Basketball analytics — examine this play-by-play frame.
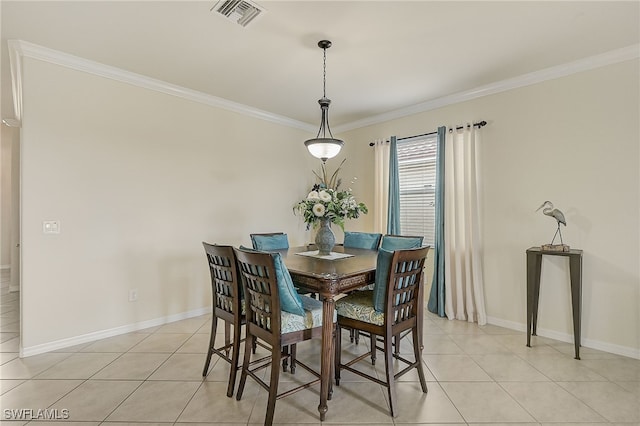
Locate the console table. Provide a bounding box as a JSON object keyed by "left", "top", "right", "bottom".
{"left": 526, "top": 246, "right": 583, "bottom": 359}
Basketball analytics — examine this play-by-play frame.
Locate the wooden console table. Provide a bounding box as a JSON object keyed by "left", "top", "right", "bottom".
{"left": 526, "top": 246, "right": 583, "bottom": 359}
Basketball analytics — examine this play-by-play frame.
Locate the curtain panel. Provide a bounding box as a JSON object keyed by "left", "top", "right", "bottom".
{"left": 443, "top": 125, "right": 487, "bottom": 325}
{"left": 428, "top": 126, "right": 447, "bottom": 317}
{"left": 387, "top": 136, "right": 401, "bottom": 234}
{"left": 373, "top": 139, "right": 390, "bottom": 234}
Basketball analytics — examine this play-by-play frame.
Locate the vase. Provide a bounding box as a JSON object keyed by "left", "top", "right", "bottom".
{"left": 315, "top": 218, "right": 335, "bottom": 255}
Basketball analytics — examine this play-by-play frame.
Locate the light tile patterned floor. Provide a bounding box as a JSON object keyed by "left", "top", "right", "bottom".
{"left": 1, "top": 269, "right": 639, "bottom": 425}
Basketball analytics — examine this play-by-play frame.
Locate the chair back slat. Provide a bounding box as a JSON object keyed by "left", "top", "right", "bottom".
{"left": 386, "top": 246, "right": 430, "bottom": 327}
{"left": 203, "top": 243, "right": 242, "bottom": 318}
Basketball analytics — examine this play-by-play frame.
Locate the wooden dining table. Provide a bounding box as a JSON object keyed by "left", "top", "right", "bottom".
{"left": 277, "top": 245, "right": 378, "bottom": 421}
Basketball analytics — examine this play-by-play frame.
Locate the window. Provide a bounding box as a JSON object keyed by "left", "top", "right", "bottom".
{"left": 397, "top": 134, "right": 437, "bottom": 247}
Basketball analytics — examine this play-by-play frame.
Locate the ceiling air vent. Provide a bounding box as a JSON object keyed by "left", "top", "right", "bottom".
{"left": 212, "top": 0, "right": 265, "bottom": 27}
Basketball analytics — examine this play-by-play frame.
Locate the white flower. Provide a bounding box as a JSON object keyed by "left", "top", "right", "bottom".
{"left": 312, "top": 203, "right": 326, "bottom": 217}
{"left": 307, "top": 191, "right": 320, "bottom": 200}
{"left": 318, "top": 190, "right": 332, "bottom": 202}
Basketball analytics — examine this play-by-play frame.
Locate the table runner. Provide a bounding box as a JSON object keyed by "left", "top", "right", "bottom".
{"left": 295, "top": 250, "right": 355, "bottom": 260}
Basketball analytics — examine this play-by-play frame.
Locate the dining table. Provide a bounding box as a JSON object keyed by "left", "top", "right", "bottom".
{"left": 277, "top": 245, "right": 378, "bottom": 421}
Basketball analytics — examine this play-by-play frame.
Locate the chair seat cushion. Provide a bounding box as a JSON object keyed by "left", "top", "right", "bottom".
{"left": 335, "top": 290, "right": 384, "bottom": 326}
{"left": 281, "top": 295, "right": 336, "bottom": 333}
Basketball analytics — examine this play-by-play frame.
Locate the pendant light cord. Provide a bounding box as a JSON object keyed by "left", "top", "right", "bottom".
{"left": 322, "top": 46, "right": 327, "bottom": 98}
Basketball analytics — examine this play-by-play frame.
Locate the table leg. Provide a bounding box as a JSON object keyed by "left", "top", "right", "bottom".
{"left": 318, "top": 296, "right": 335, "bottom": 421}
{"left": 531, "top": 255, "right": 542, "bottom": 336}
{"left": 526, "top": 252, "right": 542, "bottom": 347}
{"left": 569, "top": 253, "right": 582, "bottom": 360}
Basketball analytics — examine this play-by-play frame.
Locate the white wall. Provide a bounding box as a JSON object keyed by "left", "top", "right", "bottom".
{"left": 19, "top": 56, "right": 349, "bottom": 354}
{"left": 16, "top": 48, "right": 640, "bottom": 358}
{"left": 343, "top": 59, "right": 640, "bottom": 357}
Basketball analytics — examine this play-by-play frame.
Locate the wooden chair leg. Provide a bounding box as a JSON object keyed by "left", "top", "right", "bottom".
{"left": 202, "top": 316, "right": 218, "bottom": 376}
{"left": 265, "top": 344, "right": 282, "bottom": 426}
{"left": 224, "top": 321, "right": 231, "bottom": 356}
{"left": 235, "top": 333, "right": 254, "bottom": 401}
{"left": 282, "top": 345, "right": 289, "bottom": 372}
{"left": 394, "top": 333, "right": 400, "bottom": 355}
{"left": 334, "top": 324, "right": 342, "bottom": 386}
{"left": 290, "top": 344, "right": 297, "bottom": 374}
{"left": 383, "top": 336, "right": 398, "bottom": 417}
{"left": 226, "top": 322, "right": 242, "bottom": 397}
{"left": 370, "top": 333, "right": 376, "bottom": 365}
{"left": 413, "top": 326, "right": 428, "bottom": 393}
{"left": 329, "top": 326, "right": 335, "bottom": 399}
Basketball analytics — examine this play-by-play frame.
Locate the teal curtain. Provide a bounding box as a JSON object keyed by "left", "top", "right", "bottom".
{"left": 387, "top": 136, "right": 401, "bottom": 234}
{"left": 428, "top": 126, "right": 446, "bottom": 317}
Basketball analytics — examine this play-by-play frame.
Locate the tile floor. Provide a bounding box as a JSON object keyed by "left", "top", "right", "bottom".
{"left": 1, "top": 269, "right": 639, "bottom": 425}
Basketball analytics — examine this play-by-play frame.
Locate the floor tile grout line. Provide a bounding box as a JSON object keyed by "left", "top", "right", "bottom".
{"left": 97, "top": 324, "right": 203, "bottom": 424}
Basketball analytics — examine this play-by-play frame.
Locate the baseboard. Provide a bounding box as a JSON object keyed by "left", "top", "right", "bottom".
{"left": 485, "top": 316, "right": 527, "bottom": 333}
{"left": 20, "top": 306, "right": 213, "bottom": 358}
{"left": 486, "top": 316, "right": 640, "bottom": 360}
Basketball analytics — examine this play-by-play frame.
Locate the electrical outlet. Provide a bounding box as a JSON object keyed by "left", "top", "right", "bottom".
{"left": 43, "top": 220, "right": 60, "bottom": 234}
{"left": 128, "top": 289, "right": 138, "bottom": 302}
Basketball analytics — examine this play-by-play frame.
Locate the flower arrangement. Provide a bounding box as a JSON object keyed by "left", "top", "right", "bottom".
{"left": 294, "top": 160, "right": 368, "bottom": 230}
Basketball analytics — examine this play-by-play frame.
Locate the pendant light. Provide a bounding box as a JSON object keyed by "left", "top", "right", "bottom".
{"left": 304, "top": 40, "right": 344, "bottom": 163}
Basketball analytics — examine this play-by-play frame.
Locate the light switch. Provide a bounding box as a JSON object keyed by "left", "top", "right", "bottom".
{"left": 43, "top": 221, "right": 60, "bottom": 234}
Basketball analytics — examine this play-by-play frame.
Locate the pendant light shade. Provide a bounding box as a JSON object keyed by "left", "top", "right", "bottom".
{"left": 305, "top": 137, "right": 343, "bottom": 160}
{"left": 305, "top": 40, "right": 344, "bottom": 162}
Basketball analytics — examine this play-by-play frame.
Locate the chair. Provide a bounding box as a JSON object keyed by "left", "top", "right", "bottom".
{"left": 343, "top": 231, "right": 382, "bottom": 250}
{"left": 250, "top": 232, "right": 289, "bottom": 251}
{"left": 201, "top": 242, "right": 245, "bottom": 397}
{"left": 342, "top": 231, "right": 382, "bottom": 343}
{"left": 251, "top": 232, "right": 317, "bottom": 301}
{"left": 335, "top": 246, "right": 430, "bottom": 417}
{"left": 380, "top": 234, "right": 424, "bottom": 250}
{"left": 234, "top": 247, "right": 328, "bottom": 426}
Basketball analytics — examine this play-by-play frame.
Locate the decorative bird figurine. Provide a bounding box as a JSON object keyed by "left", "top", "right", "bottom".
{"left": 536, "top": 201, "right": 567, "bottom": 245}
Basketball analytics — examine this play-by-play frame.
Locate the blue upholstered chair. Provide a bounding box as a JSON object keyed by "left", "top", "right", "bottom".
{"left": 343, "top": 231, "right": 383, "bottom": 250}
{"left": 251, "top": 232, "right": 317, "bottom": 300}
{"left": 343, "top": 231, "right": 384, "bottom": 346}
{"left": 335, "top": 246, "right": 430, "bottom": 417}
{"left": 234, "top": 247, "right": 330, "bottom": 426}
{"left": 380, "top": 234, "right": 424, "bottom": 250}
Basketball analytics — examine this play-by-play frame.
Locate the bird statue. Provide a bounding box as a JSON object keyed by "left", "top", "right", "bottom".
{"left": 536, "top": 201, "right": 567, "bottom": 246}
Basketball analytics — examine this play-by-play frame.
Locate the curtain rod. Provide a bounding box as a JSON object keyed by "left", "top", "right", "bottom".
{"left": 368, "top": 120, "right": 487, "bottom": 146}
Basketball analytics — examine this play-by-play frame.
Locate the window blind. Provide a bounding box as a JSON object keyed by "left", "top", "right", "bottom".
{"left": 397, "top": 134, "right": 437, "bottom": 247}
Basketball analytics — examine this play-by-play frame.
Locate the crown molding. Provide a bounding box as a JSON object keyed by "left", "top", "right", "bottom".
{"left": 7, "top": 40, "right": 24, "bottom": 124}
{"left": 8, "top": 40, "right": 316, "bottom": 133}
{"left": 334, "top": 43, "right": 640, "bottom": 133}
{"left": 8, "top": 40, "right": 639, "bottom": 134}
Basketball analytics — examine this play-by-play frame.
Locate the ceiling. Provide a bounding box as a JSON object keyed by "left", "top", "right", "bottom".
{"left": 2, "top": 1, "right": 639, "bottom": 131}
